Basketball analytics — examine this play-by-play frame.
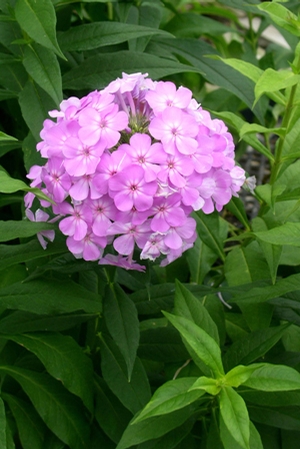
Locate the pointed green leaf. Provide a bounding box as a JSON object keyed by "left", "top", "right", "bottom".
{"left": 116, "top": 406, "right": 197, "bottom": 449}
{"left": 103, "top": 283, "right": 139, "bottom": 381}
{"left": 0, "top": 220, "right": 55, "bottom": 242}
{"left": 58, "top": 22, "right": 172, "bottom": 51}
{"left": 225, "top": 364, "right": 263, "bottom": 388}
{"left": 100, "top": 335, "right": 151, "bottom": 415}
{"left": 15, "top": 0, "right": 65, "bottom": 59}
{"left": 163, "top": 312, "right": 224, "bottom": 377}
{"left": 174, "top": 280, "right": 219, "bottom": 344}
{"left": 254, "top": 222, "right": 300, "bottom": 246}
{"left": 5, "top": 333, "right": 94, "bottom": 412}
{"left": 0, "top": 168, "right": 53, "bottom": 203}
{"left": 219, "top": 387, "right": 250, "bottom": 449}
{"left": 3, "top": 394, "right": 46, "bottom": 449}
{"left": 0, "top": 366, "right": 90, "bottom": 449}
{"left": 0, "top": 278, "right": 102, "bottom": 315}
{"left": 133, "top": 377, "right": 204, "bottom": 423}
{"left": 243, "top": 364, "right": 300, "bottom": 391}
{"left": 189, "top": 376, "right": 220, "bottom": 395}
{"left": 19, "top": 79, "right": 56, "bottom": 141}
{"left": 255, "top": 69, "right": 300, "bottom": 105}
{"left": 223, "top": 324, "right": 289, "bottom": 371}
{"left": 94, "top": 375, "right": 132, "bottom": 444}
{"left": 23, "top": 43, "right": 62, "bottom": 106}
{"left": 258, "top": 2, "right": 300, "bottom": 36}
{"left": 194, "top": 210, "right": 225, "bottom": 261}
{"left": 62, "top": 51, "right": 197, "bottom": 91}
{"left": 240, "top": 123, "right": 286, "bottom": 139}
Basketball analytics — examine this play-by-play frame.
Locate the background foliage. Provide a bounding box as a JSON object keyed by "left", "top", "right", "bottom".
{"left": 1, "top": 0, "right": 300, "bottom": 448}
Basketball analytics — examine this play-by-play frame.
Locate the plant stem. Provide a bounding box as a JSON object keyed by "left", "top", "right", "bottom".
{"left": 269, "top": 55, "right": 300, "bottom": 184}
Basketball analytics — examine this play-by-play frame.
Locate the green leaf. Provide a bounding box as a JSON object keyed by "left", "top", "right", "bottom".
{"left": 254, "top": 222, "right": 300, "bottom": 246}
{"left": 258, "top": 2, "right": 300, "bottom": 36}
{"left": 239, "top": 123, "right": 286, "bottom": 139}
{"left": 3, "top": 394, "right": 46, "bottom": 449}
{"left": 0, "top": 238, "right": 66, "bottom": 272}
{"left": 103, "top": 283, "right": 139, "bottom": 381}
{"left": 0, "top": 311, "right": 96, "bottom": 334}
{"left": 0, "top": 366, "right": 90, "bottom": 449}
{"left": 0, "top": 278, "right": 102, "bottom": 315}
{"left": 186, "top": 236, "right": 218, "bottom": 284}
{"left": 212, "top": 56, "right": 286, "bottom": 105}
{"left": 18, "top": 79, "right": 56, "bottom": 141}
{"left": 243, "top": 364, "right": 300, "bottom": 391}
{"left": 138, "top": 325, "right": 190, "bottom": 363}
{"left": 100, "top": 335, "right": 151, "bottom": 415}
{"left": 174, "top": 280, "right": 219, "bottom": 344}
{"left": 194, "top": 210, "right": 225, "bottom": 262}
{"left": 223, "top": 324, "right": 289, "bottom": 371}
{"left": 5, "top": 333, "right": 94, "bottom": 412}
{"left": 163, "top": 312, "right": 224, "bottom": 377}
{"left": 0, "top": 168, "right": 52, "bottom": 203}
{"left": 225, "top": 364, "right": 263, "bottom": 388}
{"left": 23, "top": 43, "right": 62, "bottom": 106}
{"left": 255, "top": 69, "right": 300, "bottom": 104}
{"left": 252, "top": 217, "right": 282, "bottom": 285}
{"left": 0, "top": 397, "right": 6, "bottom": 448}
{"left": 0, "top": 220, "right": 55, "bottom": 242}
{"left": 58, "top": 22, "right": 172, "bottom": 51}
{"left": 248, "top": 405, "right": 300, "bottom": 431}
{"left": 133, "top": 377, "right": 204, "bottom": 423}
{"left": 219, "top": 387, "right": 250, "bottom": 449}
{"left": 14, "top": 0, "right": 65, "bottom": 59}
{"left": 165, "top": 12, "right": 233, "bottom": 37}
{"left": 189, "top": 376, "right": 221, "bottom": 395}
{"left": 94, "top": 375, "right": 132, "bottom": 444}
{"left": 225, "top": 197, "right": 251, "bottom": 230}
{"left": 116, "top": 406, "right": 197, "bottom": 449}
{"left": 62, "top": 51, "right": 198, "bottom": 91}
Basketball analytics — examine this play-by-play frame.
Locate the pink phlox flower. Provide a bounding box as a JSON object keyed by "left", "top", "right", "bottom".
{"left": 78, "top": 104, "right": 128, "bottom": 148}
{"left": 27, "top": 165, "right": 43, "bottom": 187}
{"left": 66, "top": 230, "right": 106, "bottom": 261}
{"left": 178, "top": 172, "right": 204, "bottom": 210}
{"left": 69, "top": 172, "right": 101, "bottom": 201}
{"left": 49, "top": 96, "right": 82, "bottom": 121}
{"left": 197, "top": 129, "right": 228, "bottom": 169}
{"left": 42, "top": 157, "right": 71, "bottom": 203}
{"left": 82, "top": 90, "right": 115, "bottom": 113}
{"left": 89, "top": 195, "right": 118, "bottom": 237}
{"left": 25, "top": 208, "right": 55, "bottom": 249}
{"left": 149, "top": 107, "right": 198, "bottom": 155}
{"left": 189, "top": 145, "right": 213, "bottom": 175}
{"left": 150, "top": 194, "right": 186, "bottom": 233}
{"left": 146, "top": 81, "right": 192, "bottom": 114}
{"left": 140, "top": 233, "right": 168, "bottom": 261}
{"left": 116, "top": 206, "right": 150, "bottom": 226}
{"left": 198, "top": 169, "right": 232, "bottom": 214}
{"left": 109, "top": 164, "right": 157, "bottom": 212}
{"left": 93, "top": 150, "right": 131, "bottom": 195}
{"left": 230, "top": 166, "right": 246, "bottom": 196}
{"left": 160, "top": 238, "right": 195, "bottom": 267}
{"left": 158, "top": 151, "right": 194, "bottom": 188}
{"left": 59, "top": 202, "right": 92, "bottom": 241}
{"left": 62, "top": 136, "right": 103, "bottom": 177}
{"left": 163, "top": 216, "right": 197, "bottom": 250}
{"left": 107, "top": 220, "right": 151, "bottom": 256}
{"left": 120, "top": 133, "right": 165, "bottom": 182}
{"left": 41, "top": 120, "right": 80, "bottom": 158}
{"left": 98, "top": 254, "right": 146, "bottom": 272}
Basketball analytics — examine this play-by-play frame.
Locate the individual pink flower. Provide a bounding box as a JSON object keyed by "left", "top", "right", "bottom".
{"left": 66, "top": 231, "right": 106, "bottom": 261}
{"left": 146, "top": 81, "right": 192, "bottom": 114}
{"left": 59, "top": 202, "right": 92, "bottom": 241}
{"left": 109, "top": 165, "right": 157, "bottom": 212}
{"left": 149, "top": 107, "right": 198, "bottom": 155}
{"left": 107, "top": 220, "right": 151, "bottom": 256}
{"left": 78, "top": 104, "right": 128, "bottom": 148}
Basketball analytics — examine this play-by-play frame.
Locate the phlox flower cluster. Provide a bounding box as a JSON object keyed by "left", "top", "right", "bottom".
{"left": 25, "top": 72, "right": 245, "bottom": 271}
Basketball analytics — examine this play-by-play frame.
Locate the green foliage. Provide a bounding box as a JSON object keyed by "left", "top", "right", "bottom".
{"left": 1, "top": 0, "right": 300, "bottom": 447}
